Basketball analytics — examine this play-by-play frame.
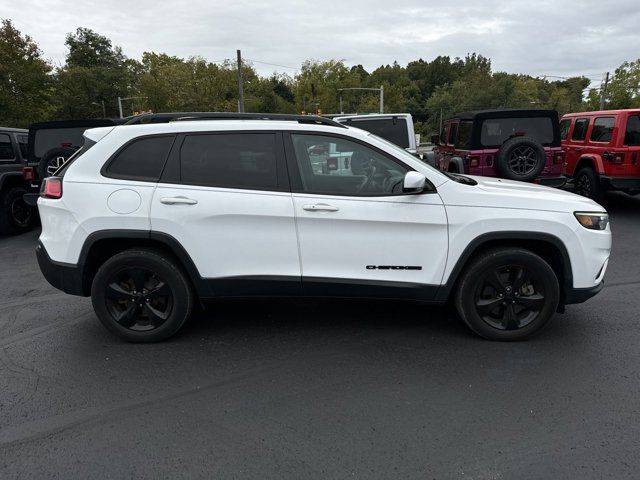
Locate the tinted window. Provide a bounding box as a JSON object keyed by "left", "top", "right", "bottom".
{"left": 448, "top": 123, "right": 458, "bottom": 145}
{"left": 17, "top": 134, "right": 28, "bottom": 158}
{"left": 456, "top": 121, "right": 473, "bottom": 148}
{"left": 560, "top": 119, "right": 571, "bottom": 140}
{"left": 180, "top": 133, "right": 277, "bottom": 190}
{"left": 291, "top": 134, "right": 408, "bottom": 195}
{"left": 107, "top": 135, "right": 174, "bottom": 181}
{"left": 34, "top": 127, "right": 88, "bottom": 158}
{"left": 341, "top": 118, "right": 410, "bottom": 148}
{"left": 571, "top": 118, "right": 589, "bottom": 141}
{"left": 480, "top": 117, "right": 554, "bottom": 147}
{"left": 590, "top": 117, "right": 615, "bottom": 143}
{"left": 0, "top": 133, "right": 15, "bottom": 160}
{"left": 624, "top": 115, "right": 640, "bottom": 146}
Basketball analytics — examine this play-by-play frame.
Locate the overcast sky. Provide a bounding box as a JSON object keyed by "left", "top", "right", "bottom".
{"left": 4, "top": 0, "right": 640, "bottom": 88}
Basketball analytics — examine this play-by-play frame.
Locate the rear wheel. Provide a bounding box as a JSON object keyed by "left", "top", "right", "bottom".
{"left": 0, "top": 186, "right": 35, "bottom": 235}
{"left": 454, "top": 248, "right": 559, "bottom": 341}
{"left": 574, "top": 167, "right": 604, "bottom": 203}
{"left": 91, "top": 249, "right": 193, "bottom": 342}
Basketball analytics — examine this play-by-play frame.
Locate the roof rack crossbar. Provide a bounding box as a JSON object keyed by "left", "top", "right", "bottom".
{"left": 172, "top": 113, "right": 347, "bottom": 128}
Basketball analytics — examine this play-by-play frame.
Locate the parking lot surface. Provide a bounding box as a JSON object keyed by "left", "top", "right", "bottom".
{"left": 0, "top": 193, "right": 639, "bottom": 479}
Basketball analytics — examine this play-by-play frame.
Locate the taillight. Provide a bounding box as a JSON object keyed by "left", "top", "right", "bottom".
{"left": 41, "top": 177, "right": 62, "bottom": 199}
{"left": 553, "top": 151, "right": 564, "bottom": 164}
{"left": 22, "top": 167, "right": 34, "bottom": 181}
{"left": 468, "top": 155, "right": 481, "bottom": 167}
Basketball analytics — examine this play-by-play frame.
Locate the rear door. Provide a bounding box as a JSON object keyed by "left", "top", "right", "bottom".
{"left": 285, "top": 132, "right": 448, "bottom": 299}
{"left": 565, "top": 117, "right": 590, "bottom": 175}
{"left": 150, "top": 131, "right": 300, "bottom": 296}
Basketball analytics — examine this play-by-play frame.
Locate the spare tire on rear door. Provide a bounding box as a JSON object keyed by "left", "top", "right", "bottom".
{"left": 495, "top": 136, "right": 546, "bottom": 182}
{"left": 38, "top": 147, "right": 76, "bottom": 180}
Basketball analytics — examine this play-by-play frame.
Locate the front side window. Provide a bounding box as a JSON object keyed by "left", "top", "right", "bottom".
{"left": 590, "top": 117, "right": 615, "bottom": 143}
{"left": 106, "top": 135, "right": 174, "bottom": 181}
{"left": 560, "top": 119, "right": 571, "bottom": 140}
{"left": 180, "top": 133, "right": 278, "bottom": 190}
{"left": 480, "top": 116, "right": 555, "bottom": 147}
{"left": 291, "top": 134, "right": 408, "bottom": 196}
{"left": 0, "top": 134, "right": 15, "bottom": 160}
{"left": 571, "top": 118, "right": 589, "bottom": 141}
{"left": 624, "top": 114, "right": 640, "bottom": 146}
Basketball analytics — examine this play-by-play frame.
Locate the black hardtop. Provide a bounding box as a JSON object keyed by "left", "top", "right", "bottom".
{"left": 451, "top": 109, "right": 559, "bottom": 122}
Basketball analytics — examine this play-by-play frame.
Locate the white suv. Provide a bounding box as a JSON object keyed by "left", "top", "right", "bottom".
{"left": 35, "top": 114, "right": 611, "bottom": 342}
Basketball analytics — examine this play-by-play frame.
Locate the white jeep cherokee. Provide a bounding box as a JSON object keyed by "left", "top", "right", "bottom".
{"left": 35, "top": 114, "right": 611, "bottom": 342}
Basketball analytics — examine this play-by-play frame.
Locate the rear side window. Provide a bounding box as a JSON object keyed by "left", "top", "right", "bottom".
{"left": 0, "top": 133, "right": 15, "bottom": 160}
{"left": 590, "top": 117, "right": 615, "bottom": 143}
{"left": 342, "top": 118, "right": 410, "bottom": 148}
{"left": 106, "top": 135, "right": 175, "bottom": 181}
{"left": 448, "top": 123, "right": 458, "bottom": 145}
{"left": 560, "top": 119, "right": 571, "bottom": 140}
{"left": 180, "top": 133, "right": 278, "bottom": 190}
{"left": 571, "top": 118, "right": 589, "bottom": 141}
{"left": 456, "top": 121, "right": 473, "bottom": 148}
{"left": 480, "top": 117, "right": 554, "bottom": 147}
{"left": 625, "top": 115, "right": 640, "bottom": 146}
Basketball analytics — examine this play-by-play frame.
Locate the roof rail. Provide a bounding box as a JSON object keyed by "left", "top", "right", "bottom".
{"left": 172, "top": 112, "right": 347, "bottom": 128}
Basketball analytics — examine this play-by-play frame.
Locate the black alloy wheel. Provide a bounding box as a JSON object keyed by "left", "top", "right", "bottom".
{"left": 475, "top": 265, "right": 545, "bottom": 330}
{"left": 10, "top": 194, "right": 32, "bottom": 229}
{"left": 105, "top": 267, "right": 173, "bottom": 331}
{"left": 507, "top": 146, "right": 538, "bottom": 176}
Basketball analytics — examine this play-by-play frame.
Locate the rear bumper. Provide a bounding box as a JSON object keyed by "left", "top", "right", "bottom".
{"left": 600, "top": 176, "right": 640, "bottom": 191}
{"left": 36, "top": 242, "right": 86, "bottom": 296}
{"left": 564, "top": 281, "right": 604, "bottom": 305}
{"left": 537, "top": 176, "right": 567, "bottom": 188}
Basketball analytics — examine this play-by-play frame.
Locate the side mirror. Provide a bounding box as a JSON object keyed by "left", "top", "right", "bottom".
{"left": 430, "top": 134, "right": 440, "bottom": 145}
{"left": 403, "top": 171, "right": 426, "bottom": 193}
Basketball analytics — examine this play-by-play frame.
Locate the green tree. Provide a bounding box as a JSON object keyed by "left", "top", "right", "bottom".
{"left": 53, "top": 28, "right": 139, "bottom": 119}
{"left": 584, "top": 60, "right": 640, "bottom": 110}
{"left": 0, "top": 19, "right": 53, "bottom": 127}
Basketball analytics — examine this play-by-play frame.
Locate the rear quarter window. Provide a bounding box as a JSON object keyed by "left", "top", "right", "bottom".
{"left": 560, "top": 119, "right": 571, "bottom": 140}
{"left": 624, "top": 115, "right": 640, "bottom": 146}
{"left": 0, "top": 133, "right": 15, "bottom": 160}
{"left": 105, "top": 135, "right": 175, "bottom": 181}
{"left": 571, "top": 118, "right": 590, "bottom": 142}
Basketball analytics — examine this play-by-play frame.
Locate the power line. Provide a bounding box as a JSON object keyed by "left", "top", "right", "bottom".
{"left": 244, "top": 58, "right": 299, "bottom": 71}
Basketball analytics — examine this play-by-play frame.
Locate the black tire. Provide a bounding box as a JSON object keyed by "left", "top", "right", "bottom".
{"left": 496, "top": 136, "right": 546, "bottom": 182}
{"left": 91, "top": 249, "right": 194, "bottom": 342}
{"left": 38, "top": 147, "right": 75, "bottom": 180}
{"left": 0, "top": 186, "right": 36, "bottom": 235}
{"left": 574, "top": 167, "right": 604, "bottom": 204}
{"left": 454, "top": 248, "right": 559, "bottom": 341}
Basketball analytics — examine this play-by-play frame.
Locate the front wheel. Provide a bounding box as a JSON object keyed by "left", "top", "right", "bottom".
{"left": 91, "top": 249, "right": 194, "bottom": 342}
{"left": 454, "top": 248, "right": 560, "bottom": 341}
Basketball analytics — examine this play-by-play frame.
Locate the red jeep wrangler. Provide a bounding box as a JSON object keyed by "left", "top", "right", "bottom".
{"left": 433, "top": 109, "right": 564, "bottom": 185}
{"left": 561, "top": 109, "right": 640, "bottom": 202}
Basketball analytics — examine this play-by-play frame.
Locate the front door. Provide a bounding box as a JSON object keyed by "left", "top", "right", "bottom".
{"left": 286, "top": 132, "right": 448, "bottom": 300}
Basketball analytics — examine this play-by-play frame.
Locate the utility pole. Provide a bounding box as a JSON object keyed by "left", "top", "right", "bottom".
{"left": 118, "top": 97, "right": 123, "bottom": 118}
{"left": 439, "top": 107, "right": 443, "bottom": 134}
{"left": 379, "top": 85, "right": 384, "bottom": 114}
{"left": 237, "top": 49, "right": 245, "bottom": 113}
{"left": 599, "top": 71, "right": 610, "bottom": 110}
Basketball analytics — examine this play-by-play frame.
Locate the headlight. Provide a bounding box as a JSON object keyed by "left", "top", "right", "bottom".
{"left": 574, "top": 212, "right": 609, "bottom": 230}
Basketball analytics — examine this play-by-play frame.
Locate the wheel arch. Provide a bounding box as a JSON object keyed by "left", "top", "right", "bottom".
{"left": 437, "top": 231, "right": 573, "bottom": 308}
{"left": 0, "top": 172, "right": 26, "bottom": 192}
{"left": 575, "top": 155, "right": 605, "bottom": 175}
{"left": 448, "top": 156, "right": 464, "bottom": 173}
{"left": 78, "top": 230, "right": 207, "bottom": 298}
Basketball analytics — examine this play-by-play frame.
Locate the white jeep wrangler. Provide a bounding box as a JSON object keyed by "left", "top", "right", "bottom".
{"left": 36, "top": 114, "right": 611, "bottom": 342}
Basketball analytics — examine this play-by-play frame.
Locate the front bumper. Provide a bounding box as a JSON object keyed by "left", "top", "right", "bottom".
{"left": 36, "top": 242, "right": 86, "bottom": 296}
{"left": 537, "top": 176, "right": 567, "bottom": 188}
{"left": 564, "top": 281, "right": 604, "bottom": 305}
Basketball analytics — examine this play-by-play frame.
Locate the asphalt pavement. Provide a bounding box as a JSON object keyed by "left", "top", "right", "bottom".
{"left": 0, "top": 192, "right": 639, "bottom": 479}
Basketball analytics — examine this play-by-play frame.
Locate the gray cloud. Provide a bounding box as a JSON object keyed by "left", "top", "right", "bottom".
{"left": 4, "top": 0, "right": 639, "bottom": 88}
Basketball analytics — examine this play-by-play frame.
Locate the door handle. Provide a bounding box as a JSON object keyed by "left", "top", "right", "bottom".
{"left": 160, "top": 196, "right": 198, "bottom": 205}
{"left": 302, "top": 203, "right": 339, "bottom": 212}
{"left": 574, "top": 147, "right": 582, "bottom": 152}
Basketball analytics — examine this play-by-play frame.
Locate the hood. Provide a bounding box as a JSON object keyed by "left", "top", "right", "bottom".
{"left": 439, "top": 175, "right": 606, "bottom": 214}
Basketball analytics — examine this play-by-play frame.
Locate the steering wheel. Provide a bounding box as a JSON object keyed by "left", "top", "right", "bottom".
{"left": 356, "top": 163, "right": 377, "bottom": 192}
